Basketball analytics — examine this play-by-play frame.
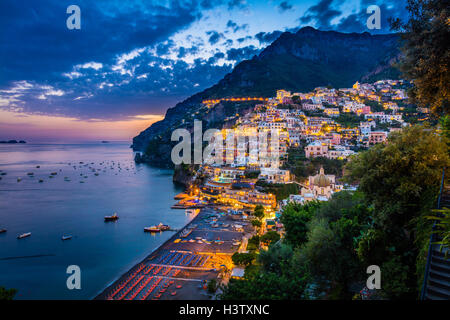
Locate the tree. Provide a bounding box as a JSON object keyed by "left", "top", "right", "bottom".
{"left": 253, "top": 205, "right": 265, "bottom": 220}
{"left": 207, "top": 279, "right": 217, "bottom": 294}
{"left": 247, "top": 234, "right": 260, "bottom": 251}
{"left": 0, "top": 287, "right": 17, "bottom": 300}
{"left": 258, "top": 243, "right": 293, "bottom": 274}
{"left": 345, "top": 124, "right": 449, "bottom": 298}
{"left": 391, "top": 0, "right": 449, "bottom": 116}
{"left": 280, "top": 202, "right": 320, "bottom": 247}
{"left": 232, "top": 252, "right": 256, "bottom": 267}
{"left": 222, "top": 245, "right": 309, "bottom": 300}
{"left": 297, "top": 217, "right": 364, "bottom": 299}
{"left": 251, "top": 219, "right": 262, "bottom": 229}
{"left": 345, "top": 125, "right": 448, "bottom": 229}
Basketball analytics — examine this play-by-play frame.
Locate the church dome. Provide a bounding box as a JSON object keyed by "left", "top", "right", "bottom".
{"left": 313, "top": 167, "right": 330, "bottom": 187}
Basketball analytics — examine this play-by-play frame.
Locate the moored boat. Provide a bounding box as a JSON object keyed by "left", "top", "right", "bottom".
{"left": 17, "top": 232, "right": 31, "bottom": 239}
{"left": 158, "top": 223, "right": 170, "bottom": 231}
{"left": 104, "top": 213, "right": 119, "bottom": 221}
{"left": 62, "top": 235, "right": 72, "bottom": 241}
{"left": 0, "top": 228, "right": 6, "bottom": 234}
{"left": 144, "top": 226, "right": 161, "bottom": 232}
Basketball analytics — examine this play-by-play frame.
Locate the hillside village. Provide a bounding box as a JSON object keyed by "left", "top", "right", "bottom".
{"left": 181, "top": 79, "right": 427, "bottom": 220}
{"left": 152, "top": 78, "right": 440, "bottom": 298}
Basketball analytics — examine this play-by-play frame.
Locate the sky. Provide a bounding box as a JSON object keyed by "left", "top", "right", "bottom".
{"left": 0, "top": 0, "right": 408, "bottom": 142}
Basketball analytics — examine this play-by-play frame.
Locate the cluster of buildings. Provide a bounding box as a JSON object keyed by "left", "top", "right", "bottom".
{"left": 195, "top": 80, "right": 414, "bottom": 210}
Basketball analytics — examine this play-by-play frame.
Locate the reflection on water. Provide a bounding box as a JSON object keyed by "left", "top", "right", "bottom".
{"left": 0, "top": 142, "right": 186, "bottom": 299}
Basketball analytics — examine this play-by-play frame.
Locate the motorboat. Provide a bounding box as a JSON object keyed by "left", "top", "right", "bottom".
{"left": 62, "top": 235, "right": 72, "bottom": 241}
{"left": 144, "top": 226, "right": 161, "bottom": 232}
{"left": 104, "top": 213, "right": 119, "bottom": 221}
{"left": 17, "top": 232, "right": 31, "bottom": 239}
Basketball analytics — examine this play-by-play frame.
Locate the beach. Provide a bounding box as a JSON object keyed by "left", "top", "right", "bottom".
{"left": 95, "top": 205, "right": 254, "bottom": 300}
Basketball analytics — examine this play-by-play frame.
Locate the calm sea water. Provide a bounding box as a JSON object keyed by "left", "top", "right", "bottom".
{"left": 0, "top": 142, "right": 189, "bottom": 300}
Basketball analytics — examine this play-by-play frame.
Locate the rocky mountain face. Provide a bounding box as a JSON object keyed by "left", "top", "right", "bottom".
{"left": 132, "top": 27, "right": 401, "bottom": 167}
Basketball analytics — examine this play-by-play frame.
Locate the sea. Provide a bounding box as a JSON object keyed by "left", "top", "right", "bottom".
{"left": 0, "top": 142, "right": 191, "bottom": 299}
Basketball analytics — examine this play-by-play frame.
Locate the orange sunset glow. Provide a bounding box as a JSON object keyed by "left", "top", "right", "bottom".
{"left": 0, "top": 110, "right": 163, "bottom": 142}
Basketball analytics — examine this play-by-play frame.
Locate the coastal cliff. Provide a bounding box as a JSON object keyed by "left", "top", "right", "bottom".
{"left": 133, "top": 27, "right": 401, "bottom": 167}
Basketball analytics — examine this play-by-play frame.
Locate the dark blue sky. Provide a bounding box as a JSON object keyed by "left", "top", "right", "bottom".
{"left": 0, "top": 0, "right": 408, "bottom": 126}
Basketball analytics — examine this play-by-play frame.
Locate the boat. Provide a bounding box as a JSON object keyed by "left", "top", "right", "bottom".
{"left": 144, "top": 226, "right": 161, "bottom": 232}
{"left": 62, "top": 235, "right": 72, "bottom": 241}
{"left": 17, "top": 232, "right": 31, "bottom": 239}
{"left": 157, "top": 223, "right": 170, "bottom": 231}
{"left": 0, "top": 229, "right": 6, "bottom": 234}
{"left": 104, "top": 213, "right": 119, "bottom": 222}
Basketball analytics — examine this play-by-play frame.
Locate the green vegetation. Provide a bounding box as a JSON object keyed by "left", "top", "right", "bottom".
{"left": 345, "top": 124, "right": 449, "bottom": 298}
{"left": 363, "top": 99, "right": 384, "bottom": 113}
{"left": 247, "top": 235, "right": 260, "bottom": 251}
{"left": 283, "top": 147, "right": 346, "bottom": 181}
{"left": 244, "top": 170, "right": 260, "bottom": 179}
{"left": 232, "top": 252, "right": 256, "bottom": 267}
{"left": 207, "top": 279, "right": 218, "bottom": 294}
{"left": 427, "top": 208, "right": 450, "bottom": 258}
{"left": 222, "top": 125, "right": 448, "bottom": 300}
{"left": 255, "top": 181, "right": 299, "bottom": 201}
{"left": 0, "top": 287, "right": 17, "bottom": 300}
{"left": 253, "top": 204, "right": 265, "bottom": 220}
{"left": 391, "top": 0, "right": 449, "bottom": 116}
{"left": 334, "top": 113, "right": 364, "bottom": 128}
{"left": 260, "top": 231, "right": 280, "bottom": 246}
{"left": 251, "top": 219, "right": 262, "bottom": 230}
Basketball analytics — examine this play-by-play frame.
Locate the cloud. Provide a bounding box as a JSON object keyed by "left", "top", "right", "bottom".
{"left": 255, "top": 31, "right": 283, "bottom": 44}
{"left": 299, "top": 0, "right": 408, "bottom": 33}
{"left": 300, "top": 0, "right": 341, "bottom": 29}
{"left": 226, "top": 20, "right": 249, "bottom": 33}
{"left": 206, "top": 30, "right": 225, "bottom": 45}
{"left": 227, "top": 0, "right": 247, "bottom": 10}
{"left": 0, "top": 0, "right": 409, "bottom": 124}
{"left": 278, "top": 1, "right": 293, "bottom": 13}
{"left": 0, "top": 0, "right": 201, "bottom": 85}
{"left": 226, "top": 45, "right": 260, "bottom": 62}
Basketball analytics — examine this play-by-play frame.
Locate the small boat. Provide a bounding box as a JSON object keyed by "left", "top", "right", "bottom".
{"left": 18, "top": 232, "right": 31, "bottom": 239}
{"left": 104, "top": 213, "right": 119, "bottom": 222}
{"left": 144, "top": 226, "right": 161, "bottom": 233}
{"left": 0, "top": 229, "right": 6, "bottom": 234}
{"left": 157, "top": 223, "right": 170, "bottom": 231}
{"left": 62, "top": 235, "right": 72, "bottom": 241}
